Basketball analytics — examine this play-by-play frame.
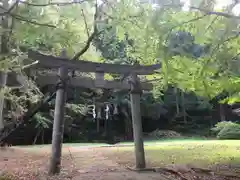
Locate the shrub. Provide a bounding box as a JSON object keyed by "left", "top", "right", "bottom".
{"left": 212, "top": 121, "right": 240, "bottom": 140}
{"left": 217, "top": 124, "right": 240, "bottom": 139}
{"left": 148, "top": 129, "right": 182, "bottom": 139}
{"left": 211, "top": 121, "right": 236, "bottom": 133}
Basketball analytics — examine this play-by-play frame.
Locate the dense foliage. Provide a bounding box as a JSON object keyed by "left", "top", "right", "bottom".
{"left": 0, "top": 0, "right": 239, "bottom": 144}
{"left": 212, "top": 121, "right": 240, "bottom": 139}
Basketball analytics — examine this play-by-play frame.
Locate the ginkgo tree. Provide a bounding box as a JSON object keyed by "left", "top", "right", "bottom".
{"left": 104, "top": 0, "right": 240, "bottom": 103}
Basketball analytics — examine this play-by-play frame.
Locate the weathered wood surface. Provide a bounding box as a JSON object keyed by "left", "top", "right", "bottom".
{"left": 130, "top": 74, "right": 146, "bottom": 169}
{"left": 95, "top": 72, "right": 104, "bottom": 87}
{"left": 28, "top": 50, "right": 161, "bottom": 75}
{"left": 0, "top": 71, "right": 7, "bottom": 130}
{"left": 49, "top": 51, "right": 68, "bottom": 175}
{"left": 35, "top": 74, "right": 153, "bottom": 90}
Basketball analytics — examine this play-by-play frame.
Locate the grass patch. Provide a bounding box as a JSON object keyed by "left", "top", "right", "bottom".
{"left": 13, "top": 139, "right": 240, "bottom": 169}
{"left": 1, "top": 140, "right": 240, "bottom": 179}
{"left": 15, "top": 138, "right": 210, "bottom": 149}
{"left": 103, "top": 140, "right": 240, "bottom": 172}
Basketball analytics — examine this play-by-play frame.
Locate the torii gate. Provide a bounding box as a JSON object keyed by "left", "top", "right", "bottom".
{"left": 28, "top": 50, "right": 161, "bottom": 174}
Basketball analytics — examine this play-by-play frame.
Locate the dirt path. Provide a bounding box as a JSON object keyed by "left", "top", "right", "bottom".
{"left": 69, "top": 148, "right": 169, "bottom": 180}
{"left": 0, "top": 147, "right": 239, "bottom": 180}
{"left": 0, "top": 147, "right": 171, "bottom": 180}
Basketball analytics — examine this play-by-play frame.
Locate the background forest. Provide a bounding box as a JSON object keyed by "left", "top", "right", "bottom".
{"left": 0, "top": 0, "right": 239, "bottom": 145}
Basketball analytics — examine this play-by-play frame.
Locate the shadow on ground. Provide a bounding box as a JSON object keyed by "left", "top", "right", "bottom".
{"left": 0, "top": 146, "right": 239, "bottom": 180}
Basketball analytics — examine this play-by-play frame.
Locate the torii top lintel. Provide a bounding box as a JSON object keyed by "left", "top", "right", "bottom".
{"left": 28, "top": 50, "right": 161, "bottom": 75}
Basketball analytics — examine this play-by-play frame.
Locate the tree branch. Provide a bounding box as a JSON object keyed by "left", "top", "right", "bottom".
{"left": 0, "top": 2, "right": 57, "bottom": 28}
{"left": 71, "top": 0, "right": 99, "bottom": 60}
{"left": 71, "top": 1, "right": 115, "bottom": 60}
{"left": 199, "top": 1, "right": 239, "bottom": 76}
{"left": 190, "top": 6, "right": 240, "bottom": 19}
{"left": 199, "top": 32, "right": 240, "bottom": 77}
{"left": 161, "top": 4, "right": 240, "bottom": 19}
{"left": 232, "top": 52, "right": 240, "bottom": 60}
{"left": 71, "top": 31, "right": 97, "bottom": 60}
{"left": 173, "top": 14, "right": 208, "bottom": 29}
{"left": 211, "top": 32, "right": 240, "bottom": 56}
{"left": 81, "top": 9, "right": 90, "bottom": 38}
{"left": 0, "top": 5, "right": 56, "bottom": 28}
{"left": 0, "top": 0, "right": 19, "bottom": 16}
{"left": 19, "top": 0, "right": 87, "bottom": 7}
{"left": 165, "top": 14, "right": 208, "bottom": 41}
{"left": 205, "top": 16, "right": 219, "bottom": 32}
{"left": 12, "top": 14, "right": 56, "bottom": 28}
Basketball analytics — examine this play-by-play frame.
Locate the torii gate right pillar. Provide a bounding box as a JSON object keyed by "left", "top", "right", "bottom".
{"left": 130, "top": 74, "right": 146, "bottom": 169}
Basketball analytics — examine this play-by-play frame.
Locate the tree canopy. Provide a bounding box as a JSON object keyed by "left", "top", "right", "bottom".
{"left": 0, "top": 0, "right": 239, "bottom": 131}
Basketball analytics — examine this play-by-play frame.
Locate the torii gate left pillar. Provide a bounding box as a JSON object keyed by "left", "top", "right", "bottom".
{"left": 49, "top": 51, "right": 68, "bottom": 175}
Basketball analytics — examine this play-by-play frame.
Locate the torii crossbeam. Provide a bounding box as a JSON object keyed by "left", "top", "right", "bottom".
{"left": 28, "top": 50, "right": 161, "bottom": 174}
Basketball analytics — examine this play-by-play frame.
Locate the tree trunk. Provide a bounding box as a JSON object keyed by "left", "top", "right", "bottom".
{"left": 41, "top": 130, "right": 45, "bottom": 144}
{"left": 127, "top": 118, "right": 133, "bottom": 140}
{"left": 104, "top": 117, "right": 108, "bottom": 135}
{"left": 219, "top": 104, "right": 226, "bottom": 122}
{"left": 174, "top": 87, "right": 180, "bottom": 114}
{"left": 1, "top": 0, "right": 9, "bottom": 54}
{"left": 33, "top": 128, "right": 41, "bottom": 145}
{"left": 96, "top": 118, "right": 100, "bottom": 133}
{"left": 122, "top": 107, "right": 132, "bottom": 140}
{"left": 96, "top": 107, "right": 101, "bottom": 133}
{"left": 0, "top": 72, "right": 7, "bottom": 131}
{"left": 0, "top": 0, "right": 9, "bottom": 131}
{"left": 181, "top": 91, "right": 187, "bottom": 124}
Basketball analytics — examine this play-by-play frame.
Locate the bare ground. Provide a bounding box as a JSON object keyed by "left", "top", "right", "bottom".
{"left": 0, "top": 146, "right": 239, "bottom": 180}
